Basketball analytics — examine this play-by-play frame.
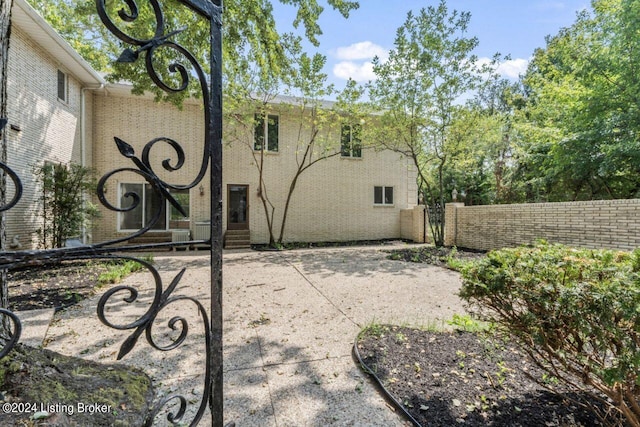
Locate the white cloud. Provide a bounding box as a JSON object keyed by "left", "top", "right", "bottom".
{"left": 496, "top": 58, "right": 530, "bottom": 79}
{"left": 334, "top": 41, "right": 388, "bottom": 61}
{"left": 332, "top": 41, "right": 388, "bottom": 82}
{"left": 333, "top": 61, "right": 376, "bottom": 82}
{"left": 478, "top": 57, "right": 530, "bottom": 80}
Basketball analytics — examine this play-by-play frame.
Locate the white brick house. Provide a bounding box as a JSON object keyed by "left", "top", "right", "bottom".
{"left": 6, "top": 0, "right": 418, "bottom": 248}
{"left": 5, "top": 0, "right": 104, "bottom": 248}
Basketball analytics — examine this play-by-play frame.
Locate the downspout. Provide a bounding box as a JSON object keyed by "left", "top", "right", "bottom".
{"left": 80, "top": 84, "right": 103, "bottom": 244}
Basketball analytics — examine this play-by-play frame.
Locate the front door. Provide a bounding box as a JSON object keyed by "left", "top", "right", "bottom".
{"left": 227, "top": 185, "right": 249, "bottom": 230}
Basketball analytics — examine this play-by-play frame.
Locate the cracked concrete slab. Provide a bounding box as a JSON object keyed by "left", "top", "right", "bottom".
{"left": 36, "top": 242, "right": 466, "bottom": 426}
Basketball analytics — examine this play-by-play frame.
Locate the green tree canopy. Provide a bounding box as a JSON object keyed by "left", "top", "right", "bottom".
{"left": 26, "top": 0, "right": 359, "bottom": 104}
{"left": 519, "top": 0, "right": 640, "bottom": 200}
{"left": 366, "top": 0, "right": 493, "bottom": 245}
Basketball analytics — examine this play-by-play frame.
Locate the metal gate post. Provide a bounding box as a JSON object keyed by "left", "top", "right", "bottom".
{"left": 0, "top": 0, "right": 226, "bottom": 424}
{"left": 207, "top": 1, "right": 224, "bottom": 425}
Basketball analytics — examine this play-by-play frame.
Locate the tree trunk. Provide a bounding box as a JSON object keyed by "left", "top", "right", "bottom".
{"left": 277, "top": 173, "right": 300, "bottom": 245}
{"left": 255, "top": 148, "right": 276, "bottom": 247}
{"left": 0, "top": 0, "right": 13, "bottom": 341}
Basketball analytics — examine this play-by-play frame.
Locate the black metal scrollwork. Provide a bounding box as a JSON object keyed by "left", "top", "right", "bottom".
{"left": 0, "top": 118, "right": 23, "bottom": 213}
{"left": 0, "top": 118, "right": 22, "bottom": 359}
{"left": 0, "top": 308, "right": 21, "bottom": 359}
{"left": 95, "top": 257, "right": 212, "bottom": 425}
{"left": 94, "top": 1, "right": 224, "bottom": 426}
{"left": 0, "top": 0, "right": 224, "bottom": 424}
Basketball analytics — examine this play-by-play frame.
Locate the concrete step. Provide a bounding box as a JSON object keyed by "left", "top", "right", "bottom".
{"left": 127, "top": 232, "right": 173, "bottom": 251}
{"left": 226, "top": 234, "right": 250, "bottom": 241}
{"left": 225, "top": 242, "right": 251, "bottom": 249}
{"left": 225, "top": 230, "right": 250, "bottom": 249}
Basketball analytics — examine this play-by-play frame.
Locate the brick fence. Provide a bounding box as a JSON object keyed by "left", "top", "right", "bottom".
{"left": 400, "top": 205, "right": 428, "bottom": 243}
{"left": 443, "top": 199, "right": 640, "bottom": 251}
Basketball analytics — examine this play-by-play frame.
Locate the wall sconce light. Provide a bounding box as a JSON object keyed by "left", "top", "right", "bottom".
{"left": 199, "top": 184, "right": 205, "bottom": 196}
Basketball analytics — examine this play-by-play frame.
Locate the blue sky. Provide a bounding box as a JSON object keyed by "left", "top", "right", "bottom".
{"left": 272, "top": 0, "right": 591, "bottom": 89}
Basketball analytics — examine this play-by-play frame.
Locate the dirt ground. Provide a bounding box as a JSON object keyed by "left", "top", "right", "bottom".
{"left": 8, "top": 261, "right": 109, "bottom": 311}
{"left": 356, "top": 325, "right": 616, "bottom": 427}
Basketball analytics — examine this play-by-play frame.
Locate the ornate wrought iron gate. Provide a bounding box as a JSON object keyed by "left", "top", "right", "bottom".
{"left": 0, "top": 0, "right": 225, "bottom": 425}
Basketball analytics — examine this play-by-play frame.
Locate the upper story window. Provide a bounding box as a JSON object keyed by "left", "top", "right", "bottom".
{"left": 341, "top": 123, "right": 362, "bottom": 158}
{"left": 57, "top": 70, "right": 67, "bottom": 102}
{"left": 374, "top": 186, "right": 394, "bottom": 205}
{"left": 254, "top": 113, "right": 279, "bottom": 152}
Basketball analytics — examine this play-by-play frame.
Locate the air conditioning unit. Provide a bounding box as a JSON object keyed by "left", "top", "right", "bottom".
{"left": 193, "top": 222, "right": 211, "bottom": 240}
{"left": 171, "top": 229, "right": 191, "bottom": 243}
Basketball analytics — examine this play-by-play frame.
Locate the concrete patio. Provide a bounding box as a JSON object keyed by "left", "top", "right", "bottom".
{"left": 18, "top": 243, "right": 466, "bottom": 426}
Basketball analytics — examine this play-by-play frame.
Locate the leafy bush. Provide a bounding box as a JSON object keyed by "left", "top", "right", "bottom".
{"left": 460, "top": 241, "right": 640, "bottom": 426}
{"left": 35, "top": 162, "right": 99, "bottom": 249}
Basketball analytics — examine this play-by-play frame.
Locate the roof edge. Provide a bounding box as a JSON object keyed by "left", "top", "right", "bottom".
{"left": 13, "top": 0, "right": 105, "bottom": 86}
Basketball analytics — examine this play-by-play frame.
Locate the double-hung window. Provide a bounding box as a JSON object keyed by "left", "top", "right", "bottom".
{"left": 374, "top": 186, "right": 394, "bottom": 205}
{"left": 341, "top": 123, "right": 362, "bottom": 158}
{"left": 254, "top": 113, "right": 279, "bottom": 152}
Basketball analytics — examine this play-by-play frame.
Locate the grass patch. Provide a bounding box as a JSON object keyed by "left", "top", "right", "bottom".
{"left": 386, "top": 245, "right": 485, "bottom": 270}
{"left": 446, "top": 313, "right": 490, "bottom": 333}
{"left": 97, "top": 255, "right": 153, "bottom": 286}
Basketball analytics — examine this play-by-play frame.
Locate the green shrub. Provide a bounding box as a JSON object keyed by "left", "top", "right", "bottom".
{"left": 35, "top": 162, "right": 99, "bottom": 249}
{"left": 460, "top": 241, "right": 640, "bottom": 426}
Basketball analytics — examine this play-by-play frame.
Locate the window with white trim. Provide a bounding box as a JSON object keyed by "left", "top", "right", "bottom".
{"left": 254, "top": 113, "right": 279, "bottom": 152}
{"left": 57, "top": 70, "right": 67, "bottom": 102}
{"left": 341, "top": 123, "right": 362, "bottom": 158}
{"left": 374, "top": 186, "right": 394, "bottom": 205}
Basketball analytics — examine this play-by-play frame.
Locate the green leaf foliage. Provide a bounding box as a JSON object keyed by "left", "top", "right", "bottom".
{"left": 460, "top": 241, "right": 640, "bottom": 424}
{"left": 518, "top": 0, "right": 640, "bottom": 201}
{"left": 26, "top": 0, "right": 358, "bottom": 106}
{"left": 366, "top": 0, "right": 493, "bottom": 245}
{"left": 35, "top": 162, "right": 99, "bottom": 249}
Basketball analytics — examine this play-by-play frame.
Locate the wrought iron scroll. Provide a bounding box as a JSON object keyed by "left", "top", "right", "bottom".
{"left": 0, "top": 1, "right": 224, "bottom": 424}
{"left": 0, "top": 118, "right": 23, "bottom": 359}
{"left": 93, "top": 0, "right": 225, "bottom": 426}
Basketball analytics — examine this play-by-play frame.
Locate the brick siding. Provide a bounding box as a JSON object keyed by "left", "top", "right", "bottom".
{"left": 5, "top": 27, "right": 88, "bottom": 249}
{"left": 92, "top": 91, "right": 418, "bottom": 244}
{"left": 444, "top": 199, "right": 640, "bottom": 251}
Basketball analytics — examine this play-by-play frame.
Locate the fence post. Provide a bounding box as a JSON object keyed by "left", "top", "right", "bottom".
{"left": 444, "top": 203, "right": 464, "bottom": 247}
{"left": 412, "top": 205, "right": 427, "bottom": 243}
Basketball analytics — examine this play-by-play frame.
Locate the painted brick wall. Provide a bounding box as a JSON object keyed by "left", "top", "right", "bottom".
{"left": 6, "top": 27, "right": 87, "bottom": 249}
{"left": 224, "top": 106, "right": 417, "bottom": 244}
{"left": 91, "top": 90, "right": 203, "bottom": 243}
{"left": 400, "top": 205, "right": 428, "bottom": 243}
{"left": 400, "top": 209, "right": 412, "bottom": 241}
{"left": 92, "top": 90, "right": 418, "bottom": 244}
{"left": 444, "top": 199, "right": 640, "bottom": 251}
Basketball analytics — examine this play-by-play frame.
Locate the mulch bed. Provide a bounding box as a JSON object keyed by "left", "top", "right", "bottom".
{"left": 7, "top": 261, "right": 108, "bottom": 311}
{"left": 374, "top": 246, "right": 619, "bottom": 426}
{"left": 356, "top": 326, "right": 617, "bottom": 427}
{"left": 386, "top": 245, "right": 486, "bottom": 266}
